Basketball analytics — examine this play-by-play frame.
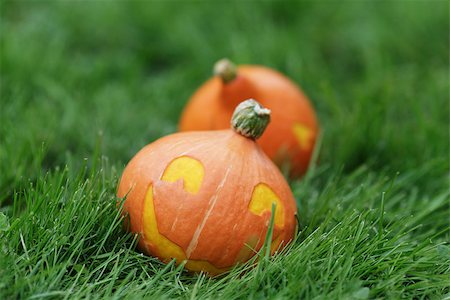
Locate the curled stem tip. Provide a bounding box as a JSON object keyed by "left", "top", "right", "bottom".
{"left": 231, "top": 99, "right": 271, "bottom": 140}
{"left": 213, "top": 58, "right": 237, "bottom": 83}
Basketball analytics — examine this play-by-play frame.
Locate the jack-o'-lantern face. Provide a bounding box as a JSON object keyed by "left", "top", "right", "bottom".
{"left": 118, "top": 130, "right": 298, "bottom": 276}
{"left": 119, "top": 99, "right": 299, "bottom": 276}
{"left": 179, "top": 59, "right": 319, "bottom": 177}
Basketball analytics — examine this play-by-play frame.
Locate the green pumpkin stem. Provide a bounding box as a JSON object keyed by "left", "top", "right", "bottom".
{"left": 213, "top": 58, "right": 237, "bottom": 83}
{"left": 231, "top": 99, "right": 271, "bottom": 140}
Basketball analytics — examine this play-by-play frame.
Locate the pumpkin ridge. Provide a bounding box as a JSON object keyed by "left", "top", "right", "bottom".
{"left": 219, "top": 151, "right": 249, "bottom": 263}
{"left": 185, "top": 166, "right": 232, "bottom": 258}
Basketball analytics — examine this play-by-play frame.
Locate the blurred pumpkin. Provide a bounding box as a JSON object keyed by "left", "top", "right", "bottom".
{"left": 118, "top": 99, "right": 297, "bottom": 276}
{"left": 179, "top": 58, "right": 319, "bottom": 177}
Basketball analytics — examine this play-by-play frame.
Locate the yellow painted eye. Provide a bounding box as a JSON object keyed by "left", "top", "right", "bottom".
{"left": 248, "top": 183, "right": 285, "bottom": 228}
{"left": 292, "top": 123, "right": 313, "bottom": 151}
{"left": 161, "top": 156, "right": 204, "bottom": 194}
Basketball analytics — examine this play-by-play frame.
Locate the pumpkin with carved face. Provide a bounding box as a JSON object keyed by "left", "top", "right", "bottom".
{"left": 118, "top": 99, "right": 298, "bottom": 276}
{"left": 179, "top": 58, "right": 319, "bottom": 177}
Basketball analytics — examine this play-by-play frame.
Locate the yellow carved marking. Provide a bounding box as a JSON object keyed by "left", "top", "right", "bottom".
{"left": 143, "top": 186, "right": 186, "bottom": 261}
{"left": 292, "top": 123, "right": 313, "bottom": 150}
{"left": 161, "top": 156, "right": 204, "bottom": 194}
{"left": 248, "top": 183, "right": 285, "bottom": 227}
{"left": 143, "top": 185, "right": 227, "bottom": 275}
{"left": 184, "top": 260, "right": 228, "bottom": 276}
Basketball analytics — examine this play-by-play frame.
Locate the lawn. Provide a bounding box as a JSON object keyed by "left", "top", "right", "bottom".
{"left": 1, "top": 1, "right": 449, "bottom": 299}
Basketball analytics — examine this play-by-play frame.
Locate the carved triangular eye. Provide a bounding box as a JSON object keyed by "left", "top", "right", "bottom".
{"left": 161, "top": 156, "right": 204, "bottom": 194}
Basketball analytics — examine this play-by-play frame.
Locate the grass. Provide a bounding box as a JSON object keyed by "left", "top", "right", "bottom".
{"left": 1, "top": 1, "right": 449, "bottom": 299}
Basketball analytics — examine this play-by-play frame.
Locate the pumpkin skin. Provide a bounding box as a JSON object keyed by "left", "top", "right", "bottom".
{"left": 118, "top": 102, "right": 297, "bottom": 276}
{"left": 179, "top": 61, "right": 319, "bottom": 177}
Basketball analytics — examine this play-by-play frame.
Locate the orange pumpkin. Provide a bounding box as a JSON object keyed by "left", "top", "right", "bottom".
{"left": 118, "top": 99, "right": 297, "bottom": 276}
{"left": 179, "top": 58, "right": 319, "bottom": 177}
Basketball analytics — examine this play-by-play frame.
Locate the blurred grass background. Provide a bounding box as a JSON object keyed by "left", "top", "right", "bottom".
{"left": 1, "top": 1, "right": 449, "bottom": 299}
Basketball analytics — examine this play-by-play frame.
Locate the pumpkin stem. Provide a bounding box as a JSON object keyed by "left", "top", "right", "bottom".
{"left": 231, "top": 99, "right": 271, "bottom": 140}
{"left": 213, "top": 58, "right": 237, "bottom": 83}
